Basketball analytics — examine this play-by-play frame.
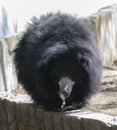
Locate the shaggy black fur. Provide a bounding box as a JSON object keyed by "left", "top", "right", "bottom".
{"left": 14, "top": 12, "right": 102, "bottom": 111}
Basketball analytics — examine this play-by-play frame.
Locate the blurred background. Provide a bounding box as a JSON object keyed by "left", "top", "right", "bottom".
{"left": 0, "top": 0, "right": 117, "bottom": 37}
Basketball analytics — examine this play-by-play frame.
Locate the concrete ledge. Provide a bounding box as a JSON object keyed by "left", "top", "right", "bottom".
{"left": 0, "top": 97, "right": 117, "bottom": 130}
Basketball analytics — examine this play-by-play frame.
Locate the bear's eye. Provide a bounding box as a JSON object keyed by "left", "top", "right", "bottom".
{"left": 79, "top": 57, "right": 88, "bottom": 66}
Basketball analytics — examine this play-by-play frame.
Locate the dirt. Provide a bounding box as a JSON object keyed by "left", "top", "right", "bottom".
{"left": 86, "top": 67, "right": 117, "bottom": 116}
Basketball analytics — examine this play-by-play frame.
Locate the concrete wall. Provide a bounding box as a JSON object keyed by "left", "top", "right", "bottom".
{"left": 95, "top": 4, "right": 117, "bottom": 67}
{"left": 0, "top": 34, "right": 20, "bottom": 92}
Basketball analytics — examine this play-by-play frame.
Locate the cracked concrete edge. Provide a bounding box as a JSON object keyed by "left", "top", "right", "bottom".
{"left": 0, "top": 97, "right": 117, "bottom": 130}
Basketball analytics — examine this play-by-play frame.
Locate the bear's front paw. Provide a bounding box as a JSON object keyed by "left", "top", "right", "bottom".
{"left": 62, "top": 102, "right": 87, "bottom": 111}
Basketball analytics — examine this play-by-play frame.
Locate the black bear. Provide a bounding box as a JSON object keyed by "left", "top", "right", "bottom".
{"left": 14, "top": 12, "right": 102, "bottom": 111}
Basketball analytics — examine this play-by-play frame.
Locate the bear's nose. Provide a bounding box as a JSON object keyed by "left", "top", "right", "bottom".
{"left": 58, "top": 77, "right": 75, "bottom": 99}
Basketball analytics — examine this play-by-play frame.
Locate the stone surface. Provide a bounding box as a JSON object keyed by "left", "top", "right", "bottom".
{"left": 0, "top": 97, "right": 117, "bottom": 130}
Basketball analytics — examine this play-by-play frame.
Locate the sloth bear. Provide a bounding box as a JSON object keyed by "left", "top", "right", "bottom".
{"left": 14, "top": 12, "right": 102, "bottom": 111}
